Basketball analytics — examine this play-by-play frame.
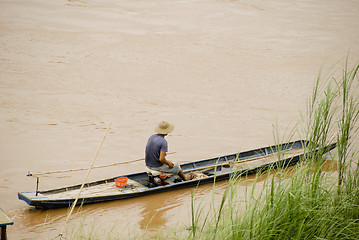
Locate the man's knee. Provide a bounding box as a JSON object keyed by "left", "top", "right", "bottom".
{"left": 172, "top": 163, "right": 181, "bottom": 174}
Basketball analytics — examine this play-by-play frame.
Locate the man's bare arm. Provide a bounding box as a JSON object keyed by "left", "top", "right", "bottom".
{"left": 159, "top": 151, "right": 174, "bottom": 168}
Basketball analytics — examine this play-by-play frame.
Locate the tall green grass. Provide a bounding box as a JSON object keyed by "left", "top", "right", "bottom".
{"left": 66, "top": 61, "right": 359, "bottom": 240}
{"left": 182, "top": 60, "right": 359, "bottom": 240}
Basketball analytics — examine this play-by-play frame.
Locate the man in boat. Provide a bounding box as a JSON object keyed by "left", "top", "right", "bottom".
{"left": 145, "top": 121, "right": 188, "bottom": 181}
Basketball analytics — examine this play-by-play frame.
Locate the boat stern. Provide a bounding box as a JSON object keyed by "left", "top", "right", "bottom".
{"left": 18, "top": 192, "right": 49, "bottom": 207}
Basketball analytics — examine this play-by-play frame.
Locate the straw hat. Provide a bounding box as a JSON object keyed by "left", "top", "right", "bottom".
{"left": 155, "top": 121, "right": 175, "bottom": 135}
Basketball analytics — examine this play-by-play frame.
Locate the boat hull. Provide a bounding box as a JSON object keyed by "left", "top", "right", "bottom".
{"left": 18, "top": 140, "right": 336, "bottom": 209}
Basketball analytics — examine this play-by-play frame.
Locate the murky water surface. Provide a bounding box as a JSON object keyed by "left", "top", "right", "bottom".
{"left": 1, "top": 0, "right": 359, "bottom": 239}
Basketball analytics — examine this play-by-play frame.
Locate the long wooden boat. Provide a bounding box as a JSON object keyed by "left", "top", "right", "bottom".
{"left": 18, "top": 140, "right": 336, "bottom": 209}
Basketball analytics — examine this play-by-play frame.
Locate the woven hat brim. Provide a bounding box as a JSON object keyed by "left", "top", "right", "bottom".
{"left": 155, "top": 123, "right": 175, "bottom": 134}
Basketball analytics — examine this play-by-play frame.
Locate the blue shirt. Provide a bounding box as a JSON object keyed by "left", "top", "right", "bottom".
{"left": 145, "top": 134, "right": 168, "bottom": 167}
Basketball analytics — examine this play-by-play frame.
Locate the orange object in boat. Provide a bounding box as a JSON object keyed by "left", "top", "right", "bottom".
{"left": 115, "top": 177, "right": 128, "bottom": 187}
{"left": 159, "top": 173, "right": 167, "bottom": 179}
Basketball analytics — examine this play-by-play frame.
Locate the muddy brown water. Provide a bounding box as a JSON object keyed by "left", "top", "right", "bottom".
{"left": 1, "top": 0, "right": 359, "bottom": 239}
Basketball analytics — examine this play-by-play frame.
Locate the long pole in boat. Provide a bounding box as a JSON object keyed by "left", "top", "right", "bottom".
{"left": 59, "top": 123, "right": 112, "bottom": 237}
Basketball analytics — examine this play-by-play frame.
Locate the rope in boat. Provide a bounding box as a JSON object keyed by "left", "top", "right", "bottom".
{"left": 59, "top": 122, "right": 111, "bottom": 238}
{"left": 27, "top": 153, "right": 176, "bottom": 176}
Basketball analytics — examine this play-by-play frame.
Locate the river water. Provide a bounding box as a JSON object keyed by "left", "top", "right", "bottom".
{"left": 1, "top": 0, "right": 359, "bottom": 239}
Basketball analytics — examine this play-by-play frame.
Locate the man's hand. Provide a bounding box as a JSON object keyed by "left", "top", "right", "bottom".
{"left": 167, "top": 161, "right": 174, "bottom": 169}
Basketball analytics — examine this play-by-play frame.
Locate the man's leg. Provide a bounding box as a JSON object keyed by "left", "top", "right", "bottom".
{"left": 178, "top": 170, "right": 187, "bottom": 181}
{"left": 155, "top": 163, "right": 188, "bottom": 181}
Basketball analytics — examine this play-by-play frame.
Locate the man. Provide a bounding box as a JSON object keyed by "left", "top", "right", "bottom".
{"left": 145, "top": 121, "right": 187, "bottom": 181}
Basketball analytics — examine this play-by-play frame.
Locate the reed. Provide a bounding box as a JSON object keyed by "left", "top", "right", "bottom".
{"left": 67, "top": 60, "right": 359, "bottom": 240}
{"left": 179, "top": 60, "right": 359, "bottom": 240}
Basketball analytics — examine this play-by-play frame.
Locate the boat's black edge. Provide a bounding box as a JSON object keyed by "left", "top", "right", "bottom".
{"left": 18, "top": 140, "right": 337, "bottom": 209}
{"left": 34, "top": 140, "right": 307, "bottom": 195}
{"left": 19, "top": 156, "right": 305, "bottom": 209}
{"left": 18, "top": 172, "right": 239, "bottom": 209}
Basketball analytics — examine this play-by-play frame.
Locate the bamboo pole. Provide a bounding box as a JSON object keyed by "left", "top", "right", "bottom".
{"left": 59, "top": 123, "right": 111, "bottom": 237}
{"left": 27, "top": 152, "right": 176, "bottom": 176}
